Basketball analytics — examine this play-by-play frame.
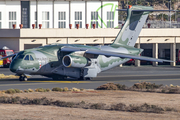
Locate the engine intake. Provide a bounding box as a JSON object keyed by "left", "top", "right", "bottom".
{"left": 62, "top": 55, "right": 91, "bottom": 68}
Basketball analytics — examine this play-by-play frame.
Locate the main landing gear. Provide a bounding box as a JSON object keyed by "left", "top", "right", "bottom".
{"left": 19, "top": 75, "right": 28, "bottom": 81}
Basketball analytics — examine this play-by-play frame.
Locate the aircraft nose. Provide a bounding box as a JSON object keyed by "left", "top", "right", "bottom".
{"left": 10, "top": 62, "right": 17, "bottom": 73}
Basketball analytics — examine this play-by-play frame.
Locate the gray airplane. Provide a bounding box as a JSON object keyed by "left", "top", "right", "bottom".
{"left": 1, "top": 5, "right": 173, "bottom": 81}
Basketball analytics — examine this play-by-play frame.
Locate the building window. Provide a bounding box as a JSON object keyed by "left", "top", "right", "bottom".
{"left": 91, "top": 11, "right": 98, "bottom": 28}
{"left": 107, "top": 11, "right": 114, "bottom": 28}
{"left": 58, "top": 11, "right": 66, "bottom": 28}
{"left": 0, "top": 12, "right": 1, "bottom": 28}
{"left": 9, "top": 11, "right": 16, "bottom": 29}
{"left": 75, "top": 11, "right": 82, "bottom": 28}
{"left": 42, "top": 11, "right": 49, "bottom": 28}
{"left": 22, "top": 8, "right": 28, "bottom": 28}
{"left": 35, "top": 11, "right": 37, "bottom": 28}
{"left": 21, "top": 1, "right": 30, "bottom": 28}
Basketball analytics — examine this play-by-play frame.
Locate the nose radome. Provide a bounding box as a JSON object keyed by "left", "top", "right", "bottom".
{"left": 10, "top": 63, "right": 17, "bottom": 73}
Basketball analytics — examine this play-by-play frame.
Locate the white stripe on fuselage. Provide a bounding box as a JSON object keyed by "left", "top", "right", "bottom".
{"left": 31, "top": 50, "right": 48, "bottom": 66}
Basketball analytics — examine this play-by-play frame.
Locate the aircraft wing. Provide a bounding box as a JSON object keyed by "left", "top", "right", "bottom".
{"left": 61, "top": 46, "right": 173, "bottom": 63}
{"left": 0, "top": 53, "right": 16, "bottom": 60}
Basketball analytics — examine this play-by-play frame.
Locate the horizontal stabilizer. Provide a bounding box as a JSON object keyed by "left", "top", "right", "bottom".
{"left": 61, "top": 46, "right": 174, "bottom": 63}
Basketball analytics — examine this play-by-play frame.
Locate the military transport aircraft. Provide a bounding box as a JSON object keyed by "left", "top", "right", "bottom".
{"left": 1, "top": 5, "right": 173, "bottom": 81}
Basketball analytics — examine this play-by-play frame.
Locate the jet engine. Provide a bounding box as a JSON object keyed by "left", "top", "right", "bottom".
{"left": 62, "top": 55, "right": 91, "bottom": 68}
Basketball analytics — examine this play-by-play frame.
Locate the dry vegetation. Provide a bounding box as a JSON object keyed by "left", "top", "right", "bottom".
{"left": 97, "top": 82, "right": 180, "bottom": 94}
{"left": 0, "top": 82, "right": 180, "bottom": 119}
{"left": 0, "top": 74, "right": 19, "bottom": 79}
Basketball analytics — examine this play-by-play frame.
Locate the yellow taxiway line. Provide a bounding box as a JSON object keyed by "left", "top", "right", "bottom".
{"left": 0, "top": 81, "right": 89, "bottom": 87}
{"left": 25, "top": 81, "right": 90, "bottom": 83}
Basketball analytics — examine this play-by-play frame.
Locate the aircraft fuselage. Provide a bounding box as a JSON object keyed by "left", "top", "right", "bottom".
{"left": 10, "top": 44, "right": 141, "bottom": 79}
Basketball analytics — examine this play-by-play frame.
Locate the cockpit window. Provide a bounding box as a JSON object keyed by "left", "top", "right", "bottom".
{"left": 16, "top": 55, "right": 24, "bottom": 59}
{"left": 24, "top": 55, "right": 29, "bottom": 60}
{"left": 30, "top": 55, "right": 34, "bottom": 61}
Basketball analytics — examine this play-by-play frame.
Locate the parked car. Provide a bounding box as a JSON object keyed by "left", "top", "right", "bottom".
{"left": 0, "top": 46, "right": 14, "bottom": 67}
{"left": 124, "top": 59, "right": 135, "bottom": 65}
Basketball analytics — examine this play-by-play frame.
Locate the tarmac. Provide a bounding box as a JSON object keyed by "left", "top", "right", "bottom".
{"left": 0, "top": 66, "right": 180, "bottom": 90}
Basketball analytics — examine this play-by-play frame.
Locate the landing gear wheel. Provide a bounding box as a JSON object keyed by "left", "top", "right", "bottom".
{"left": 19, "top": 76, "right": 23, "bottom": 81}
{"left": 19, "top": 76, "right": 27, "bottom": 81}
{"left": 23, "top": 76, "right": 28, "bottom": 81}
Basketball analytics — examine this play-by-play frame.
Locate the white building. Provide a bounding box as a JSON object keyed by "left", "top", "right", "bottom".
{"left": 0, "top": 0, "right": 118, "bottom": 29}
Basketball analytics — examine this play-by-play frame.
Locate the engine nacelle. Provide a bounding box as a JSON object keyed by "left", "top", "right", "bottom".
{"left": 62, "top": 55, "right": 91, "bottom": 68}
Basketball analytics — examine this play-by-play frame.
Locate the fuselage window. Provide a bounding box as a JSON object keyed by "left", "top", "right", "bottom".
{"left": 24, "top": 55, "right": 29, "bottom": 60}
{"left": 30, "top": 55, "right": 34, "bottom": 61}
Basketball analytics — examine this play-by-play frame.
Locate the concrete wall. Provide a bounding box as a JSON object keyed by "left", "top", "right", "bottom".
{"left": 38, "top": 1, "right": 53, "bottom": 28}
{"left": 0, "top": 28, "right": 180, "bottom": 51}
{"left": 19, "top": 38, "right": 46, "bottom": 51}
{"left": 19, "top": 28, "right": 117, "bottom": 38}
{"left": 0, "top": 1, "right": 6, "bottom": 29}
{"left": 102, "top": 1, "right": 118, "bottom": 28}
{"left": 0, "top": 1, "right": 21, "bottom": 29}
{"left": 1, "top": 28, "right": 180, "bottom": 38}
{"left": 54, "top": 1, "right": 69, "bottom": 28}
{"left": 87, "top": 1, "right": 101, "bottom": 28}
{"left": 30, "top": 1, "right": 36, "bottom": 29}
{"left": 0, "top": 38, "right": 19, "bottom": 51}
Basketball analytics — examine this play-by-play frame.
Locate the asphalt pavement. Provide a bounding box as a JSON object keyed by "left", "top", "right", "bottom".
{"left": 0, "top": 66, "right": 180, "bottom": 90}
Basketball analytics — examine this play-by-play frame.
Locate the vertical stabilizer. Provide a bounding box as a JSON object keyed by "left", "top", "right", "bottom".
{"left": 112, "top": 5, "right": 153, "bottom": 47}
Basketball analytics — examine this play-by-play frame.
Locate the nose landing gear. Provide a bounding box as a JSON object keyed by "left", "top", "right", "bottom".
{"left": 19, "top": 75, "right": 27, "bottom": 81}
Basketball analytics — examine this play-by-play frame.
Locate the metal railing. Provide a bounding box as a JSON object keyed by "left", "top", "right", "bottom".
{"left": 118, "top": 20, "right": 180, "bottom": 29}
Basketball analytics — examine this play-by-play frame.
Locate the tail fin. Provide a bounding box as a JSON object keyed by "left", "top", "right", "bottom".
{"left": 112, "top": 5, "right": 153, "bottom": 47}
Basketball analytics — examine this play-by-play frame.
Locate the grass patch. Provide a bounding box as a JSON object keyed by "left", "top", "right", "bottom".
{"left": 0, "top": 96, "right": 176, "bottom": 114}
{"left": 132, "top": 82, "right": 163, "bottom": 89}
{"left": 0, "top": 74, "right": 19, "bottom": 79}
{"left": 96, "top": 82, "right": 180, "bottom": 94}
{"left": 111, "top": 103, "right": 165, "bottom": 113}
{"left": 35, "top": 88, "right": 47, "bottom": 92}
{"left": 52, "top": 87, "right": 63, "bottom": 92}
{"left": 5, "top": 89, "right": 22, "bottom": 94}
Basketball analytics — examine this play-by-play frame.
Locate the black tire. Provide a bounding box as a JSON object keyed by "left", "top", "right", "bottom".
{"left": 23, "top": 76, "right": 28, "bottom": 81}
{"left": 19, "top": 76, "right": 23, "bottom": 81}
{"left": 19, "top": 76, "right": 27, "bottom": 81}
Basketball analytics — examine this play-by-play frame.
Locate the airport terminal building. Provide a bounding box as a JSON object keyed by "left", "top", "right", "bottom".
{"left": 0, "top": 0, "right": 118, "bottom": 29}
{"left": 0, "top": 0, "right": 180, "bottom": 66}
